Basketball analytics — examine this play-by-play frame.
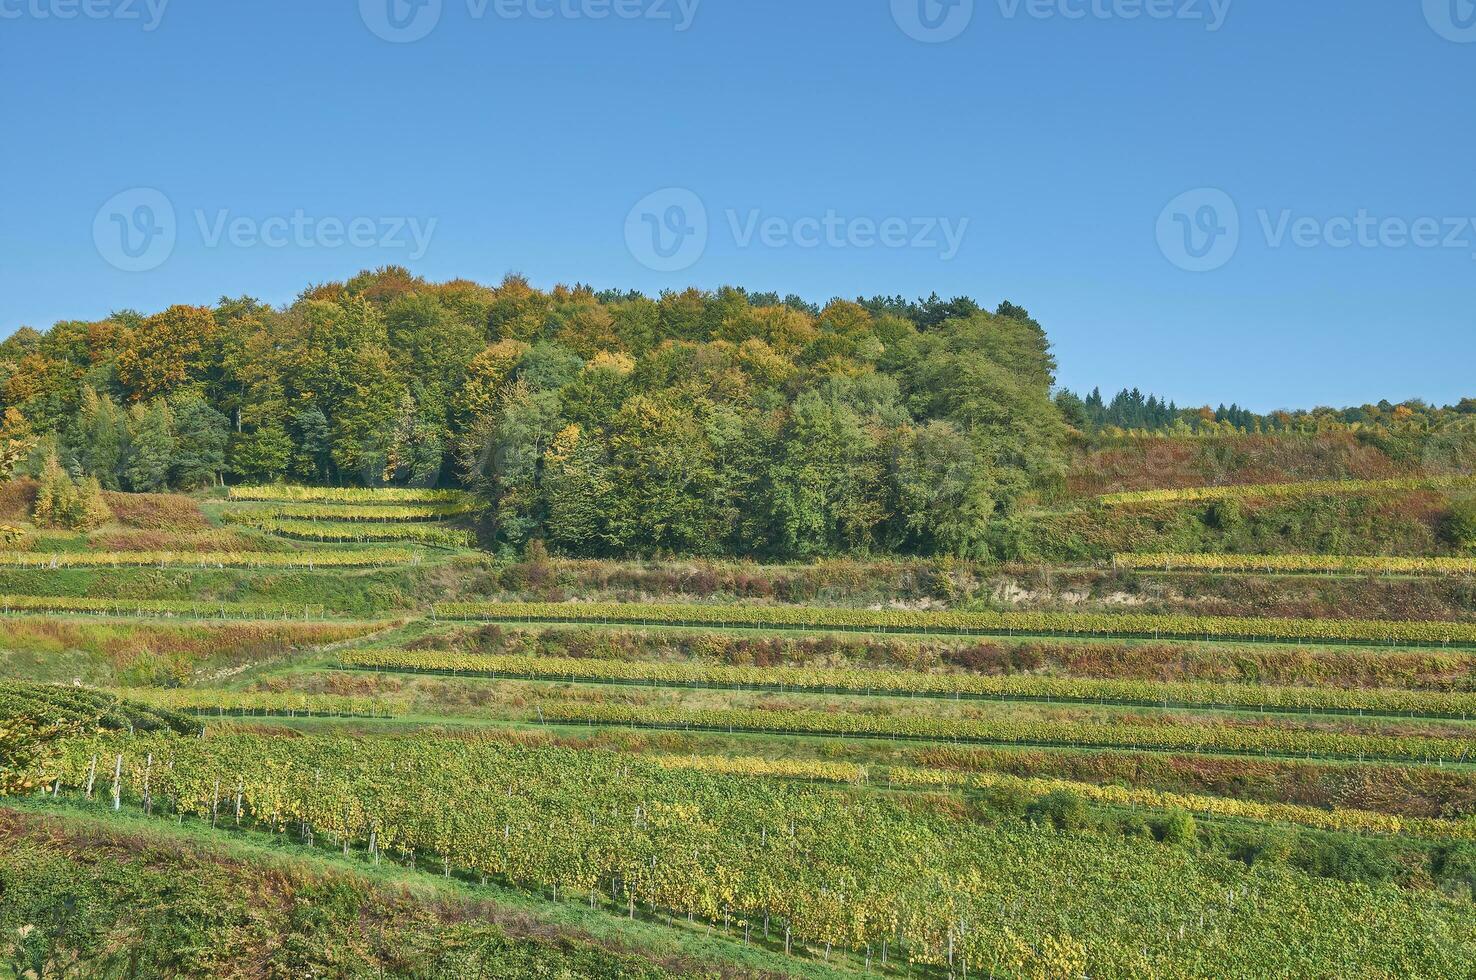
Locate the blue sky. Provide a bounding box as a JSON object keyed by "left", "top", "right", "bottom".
{"left": 1, "top": 0, "right": 1472, "bottom": 411}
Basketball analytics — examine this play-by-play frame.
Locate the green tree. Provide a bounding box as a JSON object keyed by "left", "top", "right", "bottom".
{"left": 889, "top": 420, "right": 994, "bottom": 557}
{"left": 543, "top": 424, "right": 618, "bottom": 553}
{"left": 73, "top": 386, "right": 126, "bottom": 488}
{"left": 290, "top": 406, "right": 333, "bottom": 482}
{"left": 124, "top": 401, "right": 176, "bottom": 492}
{"left": 460, "top": 380, "right": 563, "bottom": 548}
{"left": 384, "top": 389, "right": 445, "bottom": 487}
{"left": 170, "top": 394, "right": 229, "bottom": 487}
{"left": 230, "top": 418, "right": 292, "bottom": 483}
{"left": 32, "top": 453, "right": 76, "bottom": 528}
{"left": 330, "top": 346, "right": 401, "bottom": 483}
{"left": 767, "top": 390, "right": 885, "bottom": 556}
{"left": 608, "top": 393, "right": 724, "bottom": 554}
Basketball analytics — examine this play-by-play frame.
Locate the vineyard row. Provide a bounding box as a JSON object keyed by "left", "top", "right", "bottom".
{"left": 1117, "top": 552, "right": 1476, "bottom": 576}
{"left": 0, "top": 549, "right": 421, "bottom": 569}
{"left": 432, "top": 600, "right": 1476, "bottom": 649}
{"left": 227, "top": 486, "right": 472, "bottom": 505}
{"left": 342, "top": 650, "right": 1476, "bottom": 720}
{"left": 228, "top": 516, "right": 474, "bottom": 548}
{"left": 1098, "top": 475, "right": 1476, "bottom": 507}
{"left": 533, "top": 702, "right": 1476, "bottom": 765}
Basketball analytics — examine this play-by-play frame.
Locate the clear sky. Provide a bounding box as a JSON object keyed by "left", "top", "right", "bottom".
{"left": 1, "top": 0, "right": 1472, "bottom": 412}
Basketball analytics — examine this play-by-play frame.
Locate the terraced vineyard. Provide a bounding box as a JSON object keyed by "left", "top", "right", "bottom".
{"left": 227, "top": 486, "right": 472, "bottom": 504}
{"left": 9, "top": 482, "right": 1476, "bottom": 977}
{"left": 42, "top": 731, "right": 1476, "bottom": 977}
{"left": 215, "top": 486, "right": 480, "bottom": 550}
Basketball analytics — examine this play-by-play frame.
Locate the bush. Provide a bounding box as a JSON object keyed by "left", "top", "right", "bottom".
{"left": 1433, "top": 842, "right": 1476, "bottom": 900}
{"left": 1027, "top": 790, "right": 1091, "bottom": 832}
{"left": 1203, "top": 499, "right": 1243, "bottom": 533}
{"left": 1156, "top": 809, "right": 1198, "bottom": 845}
{"left": 975, "top": 784, "right": 1034, "bottom": 821}
{"left": 74, "top": 476, "right": 113, "bottom": 530}
{"left": 1445, "top": 496, "right": 1476, "bottom": 548}
{"left": 32, "top": 456, "right": 111, "bottom": 530}
{"left": 1294, "top": 834, "right": 1400, "bottom": 887}
{"left": 1227, "top": 828, "right": 1297, "bottom": 868}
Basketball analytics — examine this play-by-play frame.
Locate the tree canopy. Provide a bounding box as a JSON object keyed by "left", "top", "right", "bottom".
{"left": 0, "top": 269, "right": 1057, "bottom": 557}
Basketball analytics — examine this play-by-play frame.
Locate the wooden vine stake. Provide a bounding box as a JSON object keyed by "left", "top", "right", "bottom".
{"left": 141, "top": 754, "right": 153, "bottom": 815}
{"left": 110, "top": 755, "right": 123, "bottom": 811}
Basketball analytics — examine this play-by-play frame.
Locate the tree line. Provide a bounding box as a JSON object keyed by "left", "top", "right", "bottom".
{"left": 0, "top": 269, "right": 1064, "bottom": 558}
{"left": 5, "top": 266, "right": 1464, "bottom": 557}
{"left": 1057, "top": 386, "right": 1476, "bottom": 438}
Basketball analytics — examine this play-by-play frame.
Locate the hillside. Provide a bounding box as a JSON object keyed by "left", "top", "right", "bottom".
{"left": 4, "top": 274, "right": 1476, "bottom": 978}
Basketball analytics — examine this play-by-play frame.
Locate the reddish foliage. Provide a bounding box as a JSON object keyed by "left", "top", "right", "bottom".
{"left": 100, "top": 491, "right": 209, "bottom": 530}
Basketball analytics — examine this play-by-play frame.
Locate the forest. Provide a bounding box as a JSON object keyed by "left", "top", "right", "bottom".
{"left": 1, "top": 266, "right": 1471, "bottom": 559}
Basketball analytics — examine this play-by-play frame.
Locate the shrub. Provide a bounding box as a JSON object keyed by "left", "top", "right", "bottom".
{"left": 74, "top": 476, "right": 113, "bottom": 530}
{"left": 1157, "top": 809, "right": 1197, "bottom": 845}
{"left": 976, "top": 783, "right": 1034, "bottom": 820}
{"left": 1027, "top": 790, "right": 1090, "bottom": 832}
{"left": 1445, "top": 496, "right": 1476, "bottom": 548}
{"left": 1433, "top": 842, "right": 1476, "bottom": 900}
{"left": 1203, "top": 499, "right": 1243, "bottom": 533}
{"left": 1228, "top": 828, "right": 1298, "bottom": 868}
{"left": 31, "top": 456, "right": 111, "bottom": 530}
{"left": 1294, "top": 835, "right": 1400, "bottom": 886}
